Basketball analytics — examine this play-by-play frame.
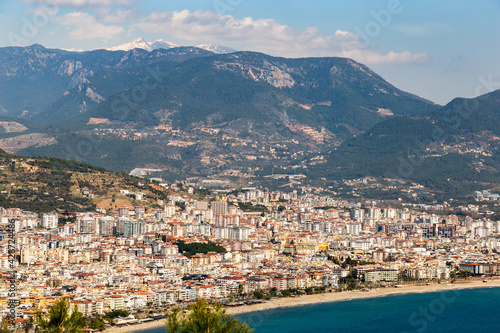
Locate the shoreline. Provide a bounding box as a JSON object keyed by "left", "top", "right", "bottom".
{"left": 102, "top": 280, "right": 500, "bottom": 333}
{"left": 227, "top": 279, "right": 500, "bottom": 315}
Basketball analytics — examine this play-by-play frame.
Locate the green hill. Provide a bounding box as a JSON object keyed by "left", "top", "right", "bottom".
{"left": 313, "top": 89, "right": 500, "bottom": 198}
{"left": 0, "top": 150, "right": 174, "bottom": 212}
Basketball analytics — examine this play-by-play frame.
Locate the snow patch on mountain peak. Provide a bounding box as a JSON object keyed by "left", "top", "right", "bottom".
{"left": 196, "top": 44, "right": 236, "bottom": 54}
{"left": 104, "top": 38, "right": 179, "bottom": 52}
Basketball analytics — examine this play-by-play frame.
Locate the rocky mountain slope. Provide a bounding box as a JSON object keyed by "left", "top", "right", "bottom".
{"left": 0, "top": 44, "right": 214, "bottom": 119}
{"left": 3, "top": 43, "right": 468, "bottom": 197}
{"left": 84, "top": 51, "right": 434, "bottom": 137}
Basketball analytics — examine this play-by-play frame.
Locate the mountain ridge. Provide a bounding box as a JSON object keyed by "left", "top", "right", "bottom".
{"left": 0, "top": 44, "right": 215, "bottom": 119}
{"left": 8, "top": 49, "right": 437, "bottom": 184}
{"left": 75, "top": 51, "right": 434, "bottom": 139}
{"left": 105, "top": 38, "right": 180, "bottom": 51}
{"left": 310, "top": 89, "right": 500, "bottom": 199}
{"left": 7, "top": 42, "right": 492, "bottom": 201}
{"left": 102, "top": 38, "right": 237, "bottom": 54}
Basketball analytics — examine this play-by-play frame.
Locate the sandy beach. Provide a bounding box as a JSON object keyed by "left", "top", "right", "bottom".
{"left": 102, "top": 279, "right": 500, "bottom": 333}
{"left": 102, "top": 319, "right": 166, "bottom": 333}
{"left": 226, "top": 279, "right": 500, "bottom": 315}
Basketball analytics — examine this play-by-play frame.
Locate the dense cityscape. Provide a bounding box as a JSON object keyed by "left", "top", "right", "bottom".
{"left": 2, "top": 1, "right": 500, "bottom": 332}
{"left": 2, "top": 182, "right": 500, "bottom": 331}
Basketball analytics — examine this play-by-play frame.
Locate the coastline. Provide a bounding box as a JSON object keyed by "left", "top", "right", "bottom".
{"left": 102, "top": 319, "right": 166, "bottom": 333}
{"left": 102, "top": 280, "right": 500, "bottom": 333}
{"left": 227, "top": 279, "right": 500, "bottom": 315}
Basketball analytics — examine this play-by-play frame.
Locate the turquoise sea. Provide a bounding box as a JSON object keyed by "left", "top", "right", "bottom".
{"left": 134, "top": 287, "right": 500, "bottom": 333}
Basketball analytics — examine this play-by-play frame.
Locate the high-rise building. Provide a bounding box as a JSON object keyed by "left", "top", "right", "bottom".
{"left": 384, "top": 208, "right": 396, "bottom": 219}
{"left": 123, "top": 221, "right": 143, "bottom": 236}
{"left": 350, "top": 209, "right": 364, "bottom": 223}
{"left": 118, "top": 206, "right": 129, "bottom": 218}
{"left": 230, "top": 226, "right": 251, "bottom": 240}
{"left": 367, "top": 208, "right": 381, "bottom": 219}
{"left": 213, "top": 226, "right": 252, "bottom": 240}
{"left": 164, "top": 205, "right": 176, "bottom": 218}
{"left": 98, "top": 217, "right": 114, "bottom": 236}
{"left": 211, "top": 201, "right": 228, "bottom": 216}
{"left": 474, "top": 226, "right": 489, "bottom": 238}
{"left": 76, "top": 216, "right": 97, "bottom": 234}
{"left": 135, "top": 205, "right": 145, "bottom": 219}
{"left": 171, "top": 223, "right": 184, "bottom": 237}
{"left": 346, "top": 223, "right": 361, "bottom": 236}
{"left": 41, "top": 213, "right": 58, "bottom": 229}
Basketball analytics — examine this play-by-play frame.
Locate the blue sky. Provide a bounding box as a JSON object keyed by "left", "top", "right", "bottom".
{"left": 1, "top": 0, "right": 500, "bottom": 104}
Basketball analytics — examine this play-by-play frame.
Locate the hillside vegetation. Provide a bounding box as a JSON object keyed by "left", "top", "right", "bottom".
{"left": 0, "top": 148, "right": 175, "bottom": 212}
{"left": 312, "top": 90, "right": 500, "bottom": 200}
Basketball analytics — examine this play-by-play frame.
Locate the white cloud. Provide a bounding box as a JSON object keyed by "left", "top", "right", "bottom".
{"left": 58, "top": 12, "right": 123, "bottom": 40}
{"left": 136, "top": 10, "right": 429, "bottom": 65}
{"left": 94, "top": 8, "right": 142, "bottom": 24}
{"left": 23, "top": 0, "right": 133, "bottom": 8}
{"left": 340, "top": 50, "right": 429, "bottom": 65}
{"left": 394, "top": 23, "right": 449, "bottom": 37}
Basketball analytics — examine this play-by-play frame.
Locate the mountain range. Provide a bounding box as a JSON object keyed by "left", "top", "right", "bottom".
{"left": 317, "top": 89, "right": 500, "bottom": 199}
{"left": 0, "top": 41, "right": 499, "bottom": 201}
{"left": 0, "top": 43, "right": 216, "bottom": 119}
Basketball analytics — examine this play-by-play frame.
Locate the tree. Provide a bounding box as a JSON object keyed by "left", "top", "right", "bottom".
{"left": 104, "top": 310, "right": 129, "bottom": 319}
{"left": 165, "top": 298, "right": 253, "bottom": 333}
{"left": 0, "top": 317, "right": 11, "bottom": 332}
{"left": 88, "top": 317, "right": 106, "bottom": 330}
{"left": 238, "top": 284, "right": 245, "bottom": 297}
{"left": 253, "top": 291, "right": 264, "bottom": 300}
{"left": 22, "top": 317, "right": 35, "bottom": 333}
{"left": 384, "top": 255, "right": 396, "bottom": 262}
{"left": 176, "top": 240, "right": 226, "bottom": 257}
{"left": 35, "top": 297, "right": 86, "bottom": 333}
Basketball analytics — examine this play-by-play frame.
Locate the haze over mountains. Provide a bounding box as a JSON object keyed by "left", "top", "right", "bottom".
{"left": 0, "top": 41, "right": 499, "bottom": 200}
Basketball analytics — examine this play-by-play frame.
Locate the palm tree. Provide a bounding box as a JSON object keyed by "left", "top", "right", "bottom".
{"left": 0, "top": 317, "right": 11, "bottom": 332}
{"left": 22, "top": 317, "right": 35, "bottom": 333}
{"left": 35, "top": 298, "right": 87, "bottom": 333}
{"left": 166, "top": 298, "right": 253, "bottom": 333}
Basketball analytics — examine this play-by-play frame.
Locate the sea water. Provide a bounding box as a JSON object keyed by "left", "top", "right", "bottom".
{"left": 134, "top": 287, "right": 500, "bottom": 333}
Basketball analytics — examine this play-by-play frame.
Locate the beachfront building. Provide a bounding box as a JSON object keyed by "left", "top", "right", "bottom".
{"left": 459, "top": 262, "right": 485, "bottom": 275}
{"left": 357, "top": 269, "right": 399, "bottom": 283}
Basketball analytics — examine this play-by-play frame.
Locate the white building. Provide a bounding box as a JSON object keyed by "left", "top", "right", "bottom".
{"left": 474, "top": 226, "right": 489, "bottom": 238}
{"left": 346, "top": 223, "right": 361, "bottom": 236}
{"left": 41, "top": 213, "right": 58, "bottom": 229}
